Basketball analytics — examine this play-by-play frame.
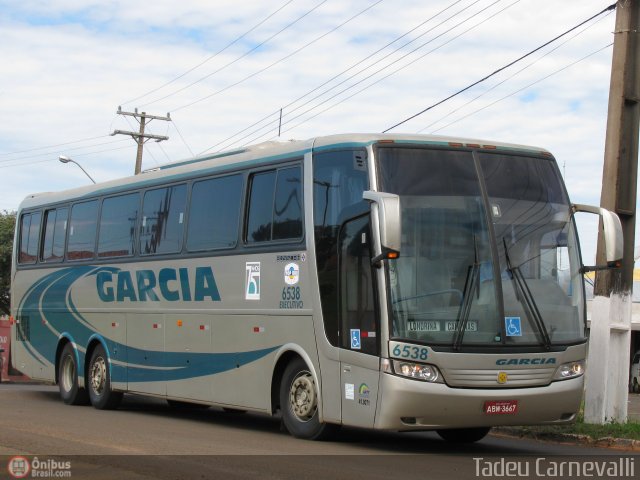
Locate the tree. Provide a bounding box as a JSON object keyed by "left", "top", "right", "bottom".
{"left": 0, "top": 210, "right": 16, "bottom": 315}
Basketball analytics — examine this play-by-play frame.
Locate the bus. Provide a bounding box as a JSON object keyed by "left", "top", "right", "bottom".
{"left": 10, "top": 134, "right": 622, "bottom": 443}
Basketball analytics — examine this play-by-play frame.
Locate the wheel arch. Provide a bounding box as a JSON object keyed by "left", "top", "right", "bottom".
{"left": 270, "top": 344, "right": 322, "bottom": 418}
{"left": 55, "top": 334, "right": 79, "bottom": 386}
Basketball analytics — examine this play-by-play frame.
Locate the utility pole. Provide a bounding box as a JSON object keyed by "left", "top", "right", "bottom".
{"left": 111, "top": 106, "right": 171, "bottom": 174}
{"left": 584, "top": 0, "right": 640, "bottom": 424}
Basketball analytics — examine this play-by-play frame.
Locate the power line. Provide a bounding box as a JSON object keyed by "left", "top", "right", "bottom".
{"left": 171, "top": 119, "right": 195, "bottom": 157}
{"left": 122, "top": 0, "right": 297, "bottom": 106}
{"left": 199, "top": 0, "right": 472, "bottom": 154}
{"left": 237, "top": 0, "right": 517, "bottom": 148}
{"left": 208, "top": 0, "right": 498, "bottom": 153}
{"left": 0, "top": 138, "right": 129, "bottom": 164}
{"left": 0, "top": 144, "right": 136, "bottom": 170}
{"left": 382, "top": 2, "right": 617, "bottom": 132}
{"left": 156, "top": 142, "right": 173, "bottom": 163}
{"left": 170, "top": 0, "right": 385, "bottom": 113}
{"left": 273, "top": 0, "right": 508, "bottom": 143}
{"left": 419, "top": 9, "right": 613, "bottom": 133}
{"left": 141, "top": 0, "right": 330, "bottom": 108}
{"left": 0, "top": 135, "right": 110, "bottom": 158}
{"left": 429, "top": 43, "right": 614, "bottom": 134}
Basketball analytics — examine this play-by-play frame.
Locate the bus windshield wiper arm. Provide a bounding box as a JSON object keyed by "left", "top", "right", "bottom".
{"left": 453, "top": 236, "right": 480, "bottom": 350}
{"left": 502, "top": 238, "right": 552, "bottom": 350}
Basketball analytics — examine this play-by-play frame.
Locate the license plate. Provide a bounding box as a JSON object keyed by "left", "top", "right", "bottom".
{"left": 484, "top": 400, "right": 518, "bottom": 415}
{"left": 445, "top": 321, "right": 478, "bottom": 332}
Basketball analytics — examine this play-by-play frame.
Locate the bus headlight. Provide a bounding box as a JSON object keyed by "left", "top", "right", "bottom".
{"left": 553, "top": 360, "right": 585, "bottom": 381}
{"left": 391, "top": 360, "right": 443, "bottom": 383}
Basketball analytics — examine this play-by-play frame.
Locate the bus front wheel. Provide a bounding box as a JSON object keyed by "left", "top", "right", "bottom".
{"left": 436, "top": 427, "right": 491, "bottom": 443}
{"left": 280, "top": 358, "right": 338, "bottom": 440}
{"left": 58, "top": 343, "right": 89, "bottom": 406}
{"left": 87, "top": 344, "right": 122, "bottom": 410}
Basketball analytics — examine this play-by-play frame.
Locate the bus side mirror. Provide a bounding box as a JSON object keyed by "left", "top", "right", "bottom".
{"left": 572, "top": 204, "right": 623, "bottom": 270}
{"left": 363, "top": 191, "right": 401, "bottom": 263}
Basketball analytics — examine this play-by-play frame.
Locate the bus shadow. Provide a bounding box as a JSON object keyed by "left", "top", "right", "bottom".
{"left": 119, "top": 393, "right": 286, "bottom": 436}
{"left": 28, "top": 388, "right": 541, "bottom": 455}
{"left": 116, "top": 393, "right": 530, "bottom": 455}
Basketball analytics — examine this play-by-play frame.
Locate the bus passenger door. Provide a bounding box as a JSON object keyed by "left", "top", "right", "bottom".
{"left": 338, "top": 215, "right": 380, "bottom": 428}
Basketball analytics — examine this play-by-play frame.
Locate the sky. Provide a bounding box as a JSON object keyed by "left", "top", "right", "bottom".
{"left": 0, "top": 0, "right": 632, "bottom": 265}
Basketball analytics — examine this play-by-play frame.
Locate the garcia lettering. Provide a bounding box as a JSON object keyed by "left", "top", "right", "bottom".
{"left": 496, "top": 358, "right": 557, "bottom": 366}
{"left": 97, "top": 267, "right": 221, "bottom": 302}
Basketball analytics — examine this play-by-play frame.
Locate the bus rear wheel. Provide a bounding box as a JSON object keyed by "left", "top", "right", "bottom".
{"left": 280, "top": 358, "right": 338, "bottom": 440}
{"left": 436, "top": 427, "right": 491, "bottom": 443}
{"left": 58, "top": 343, "right": 89, "bottom": 405}
{"left": 88, "top": 344, "right": 122, "bottom": 410}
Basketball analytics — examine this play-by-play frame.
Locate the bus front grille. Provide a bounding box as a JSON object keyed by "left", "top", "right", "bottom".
{"left": 441, "top": 367, "right": 556, "bottom": 388}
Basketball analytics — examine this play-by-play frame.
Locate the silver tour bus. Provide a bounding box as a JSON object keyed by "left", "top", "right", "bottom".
{"left": 11, "top": 134, "right": 622, "bottom": 443}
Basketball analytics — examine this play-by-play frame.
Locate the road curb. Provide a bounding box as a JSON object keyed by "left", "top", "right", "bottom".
{"left": 492, "top": 427, "right": 640, "bottom": 451}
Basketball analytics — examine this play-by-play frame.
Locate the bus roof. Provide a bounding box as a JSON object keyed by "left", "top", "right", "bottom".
{"left": 18, "top": 133, "right": 552, "bottom": 211}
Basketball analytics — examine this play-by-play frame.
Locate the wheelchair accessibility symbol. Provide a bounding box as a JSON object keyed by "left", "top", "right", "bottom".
{"left": 350, "top": 329, "right": 361, "bottom": 350}
{"left": 505, "top": 317, "right": 522, "bottom": 337}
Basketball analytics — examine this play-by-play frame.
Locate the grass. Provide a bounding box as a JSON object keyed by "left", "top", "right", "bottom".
{"left": 507, "top": 406, "right": 640, "bottom": 441}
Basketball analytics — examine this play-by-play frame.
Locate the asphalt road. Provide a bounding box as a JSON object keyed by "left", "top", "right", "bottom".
{"left": 0, "top": 383, "right": 635, "bottom": 480}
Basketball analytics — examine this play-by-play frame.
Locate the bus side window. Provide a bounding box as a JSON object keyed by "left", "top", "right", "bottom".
{"left": 18, "top": 211, "right": 42, "bottom": 265}
{"left": 246, "top": 164, "right": 303, "bottom": 243}
{"left": 67, "top": 200, "right": 98, "bottom": 261}
{"left": 98, "top": 193, "right": 139, "bottom": 258}
{"left": 246, "top": 170, "right": 276, "bottom": 243}
{"left": 273, "top": 166, "right": 303, "bottom": 240}
{"left": 187, "top": 175, "right": 242, "bottom": 251}
{"left": 41, "top": 207, "right": 68, "bottom": 263}
{"left": 141, "top": 184, "right": 187, "bottom": 255}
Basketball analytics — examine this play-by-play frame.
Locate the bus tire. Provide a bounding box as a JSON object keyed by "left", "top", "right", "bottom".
{"left": 436, "top": 427, "right": 491, "bottom": 443}
{"left": 87, "top": 344, "right": 122, "bottom": 410}
{"left": 58, "top": 343, "right": 90, "bottom": 406}
{"left": 280, "top": 358, "right": 338, "bottom": 440}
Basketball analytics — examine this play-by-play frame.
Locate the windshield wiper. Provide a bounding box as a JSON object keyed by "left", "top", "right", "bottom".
{"left": 453, "top": 236, "right": 480, "bottom": 350}
{"left": 502, "top": 238, "right": 552, "bottom": 350}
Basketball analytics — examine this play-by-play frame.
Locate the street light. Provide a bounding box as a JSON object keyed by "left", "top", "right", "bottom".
{"left": 58, "top": 156, "right": 96, "bottom": 184}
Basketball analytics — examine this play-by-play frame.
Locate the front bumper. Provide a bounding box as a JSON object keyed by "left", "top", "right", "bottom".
{"left": 374, "top": 372, "right": 583, "bottom": 430}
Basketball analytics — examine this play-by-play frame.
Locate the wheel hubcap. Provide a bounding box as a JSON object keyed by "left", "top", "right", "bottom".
{"left": 289, "top": 371, "right": 317, "bottom": 421}
{"left": 90, "top": 356, "right": 107, "bottom": 396}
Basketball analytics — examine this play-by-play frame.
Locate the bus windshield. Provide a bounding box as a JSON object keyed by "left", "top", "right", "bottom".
{"left": 377, "top": 146, "right": 584, "bottom": 348}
